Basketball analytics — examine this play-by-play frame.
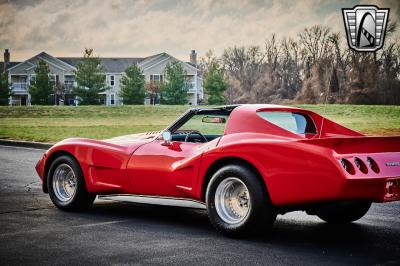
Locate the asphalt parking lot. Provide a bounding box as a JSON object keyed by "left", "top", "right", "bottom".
{"left": 0, "top": 145, "right": 399, "bottom": 265}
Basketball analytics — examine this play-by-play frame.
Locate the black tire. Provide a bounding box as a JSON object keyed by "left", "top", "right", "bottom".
{"left": 47, "top": 155, "right": 96, "bottom": 211}
{"left": 316, "top": 201, "right": 372, "bottom": 224}
{"left": 206, "top": 164, "right": 276, "bottom": 237}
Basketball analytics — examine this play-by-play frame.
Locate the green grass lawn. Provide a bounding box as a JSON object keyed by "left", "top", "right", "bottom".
{"left": 0, "top": 104, "right": 399, "bottom": 143}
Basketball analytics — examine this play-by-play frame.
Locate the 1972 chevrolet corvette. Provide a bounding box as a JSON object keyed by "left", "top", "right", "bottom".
{"left": 36, "top": 104, "right": 400, "bottom": 236}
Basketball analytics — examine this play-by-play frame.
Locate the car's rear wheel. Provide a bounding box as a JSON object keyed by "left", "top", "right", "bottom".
{"left": 206, "top": 164, "right": 276, "bottom": 237}
{"left": 47, "top": 155, "right": 96, "bottom": 211}
{"left": 316, "top": 201, "right": 372, "bottom": 224}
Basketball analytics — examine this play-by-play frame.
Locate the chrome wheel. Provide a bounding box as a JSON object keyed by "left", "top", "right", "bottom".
{"left": 52, "top": 164, "right": 77, "bottom": 202}
{"left": 214, "top": 177, "right": 251, "bottom": 224}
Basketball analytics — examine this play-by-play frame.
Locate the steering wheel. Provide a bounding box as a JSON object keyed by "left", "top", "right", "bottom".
{"left": 184, "top": 131, "right": 208, "bottom": 143}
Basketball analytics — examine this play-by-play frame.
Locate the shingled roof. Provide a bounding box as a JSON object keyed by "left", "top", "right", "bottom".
{"left": 2, "top": 52, "right": 195, "bottom": 74}
{"left": 0, "top": 61, "right": 22, "bottom": 72}
{"left": 57, "top": 57, "right": 144, "bottom": 73}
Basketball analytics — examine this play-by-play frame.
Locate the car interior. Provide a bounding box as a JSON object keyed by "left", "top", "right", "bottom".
{"left": 170, "top": 109, "right": 232, "bottom": 143}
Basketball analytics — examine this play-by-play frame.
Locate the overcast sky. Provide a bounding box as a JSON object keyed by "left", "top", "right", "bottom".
{"left": 0, "top": 0, "right": 399, "bottom": 62}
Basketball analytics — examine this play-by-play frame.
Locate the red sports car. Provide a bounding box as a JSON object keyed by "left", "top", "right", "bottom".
{"left": 36, "top": 104, "right": 400, "bottom": 236}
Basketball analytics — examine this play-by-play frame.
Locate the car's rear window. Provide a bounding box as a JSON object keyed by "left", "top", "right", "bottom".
{"left": 256, "top": 111, "right": 317, "bottom": 135}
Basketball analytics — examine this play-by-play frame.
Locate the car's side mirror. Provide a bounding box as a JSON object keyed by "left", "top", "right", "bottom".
{"left": 161, "top": 131, "right": 172, "bottom": 146}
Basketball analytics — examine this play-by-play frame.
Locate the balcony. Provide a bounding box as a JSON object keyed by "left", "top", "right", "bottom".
{"left": 187, "top": 82, "right": 197, "bottom": 93}
{"left": 11, "top": 83, "right": 28, "bottom": 93}
{"left": 64, "top": 81, "right": 76, "bottom": 92}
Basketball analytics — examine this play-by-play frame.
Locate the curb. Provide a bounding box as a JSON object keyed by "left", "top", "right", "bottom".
{"left": 0, "top": 139, "right": 53, "bottom": 150}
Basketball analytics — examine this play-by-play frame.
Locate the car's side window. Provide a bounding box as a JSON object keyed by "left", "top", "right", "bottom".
{"left": 257, "top": 111, "right": 317, "bottom": 135}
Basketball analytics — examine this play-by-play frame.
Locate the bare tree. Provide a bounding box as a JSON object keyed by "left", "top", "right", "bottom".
{"left": 296, "top": 26, "right": 335, "bottom": 103}
{"left": 222, "top": 46, "right": 265, "bottom": 103}
{"left": 376, "top": 41, "right": 400, "bottom": 104}
{"left": 329, "top": 33, "right": 347, "bottom": 78}
{"left": 245, "top": 34, "right": 284, "bottom": 103}
{"left": 199, "top": 50, "right": 220, "bottom": 76}
{"left": 217, "top": 23, "right": 400, "bottom": 105}
{"left": 265, "top": 34, "right": 281, "bottom": 72}
{"left": 54, "top": 81, "right": 67, "bottom": 105}
{"left": 279, "top": 37, "right": 302, "bottom": 99}
{"left": 298, "top": 25, "right": 333, "bottom": 67}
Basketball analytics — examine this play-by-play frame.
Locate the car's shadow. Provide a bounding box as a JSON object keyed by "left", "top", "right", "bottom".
{"left": 85, "top": 200, "right": 212, "bottom": 229}
{"left": 65, "top": 201, "right": 400, "bottom": 264}
{"left": 80, "top": 201, "right": 394, "bottom": 239}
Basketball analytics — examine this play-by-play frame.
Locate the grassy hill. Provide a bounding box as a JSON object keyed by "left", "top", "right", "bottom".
{"left": 0, "top": 104, "right": 399, "bottom": 142}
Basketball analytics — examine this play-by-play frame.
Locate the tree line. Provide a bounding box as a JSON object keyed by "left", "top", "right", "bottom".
{"left": 0, "top": 48, "right": 190, "bottom": 105}
{"left": 1, "top": 23, "right": 399, "bottom": 106}
{"left": 201, "top": 23, "right": 400, "bottom": 105}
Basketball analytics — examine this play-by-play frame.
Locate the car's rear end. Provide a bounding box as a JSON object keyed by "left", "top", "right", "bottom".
{"left": 221, "top": 105, "right": 400, "bottom": 205}
{"left": 301, "top": 136, "right": 400, "bottom": 203}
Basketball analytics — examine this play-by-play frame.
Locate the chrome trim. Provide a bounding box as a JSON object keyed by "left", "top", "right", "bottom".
{"left": 98, "top": 194, "right": 206, "bottom": 209}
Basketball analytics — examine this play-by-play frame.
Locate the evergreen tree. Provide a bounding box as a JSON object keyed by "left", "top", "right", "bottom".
{"left": 29, "top": 60, "right": 54, "bottom": 105}
{"left": 119, "top": 65, "right": 145, "bottom": 104}
{"left": 0, "top": 70, "right": 12, "bottom": 105}
{"left": 73, "top": 48, "right": 107, "bottom": 105}
{"left": 204, "top": 62, "right": 228, "bottom": 105}
{"left": 160, "top": 62, "right": 189, "bottom": 105}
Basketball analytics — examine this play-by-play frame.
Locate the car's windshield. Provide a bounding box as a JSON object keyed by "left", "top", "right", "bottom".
{"left": 172, "top": 113, "right": 229, "bottom": 143}
{"left": 257, "top": 111, "right": 317, "bottom": 135}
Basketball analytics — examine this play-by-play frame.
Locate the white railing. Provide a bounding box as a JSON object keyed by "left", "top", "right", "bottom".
{"left": 11, "top": 83, "right": 28, "bottom": 92}
{"left": 11, "top": 100, "right": 21, "bottom": 106}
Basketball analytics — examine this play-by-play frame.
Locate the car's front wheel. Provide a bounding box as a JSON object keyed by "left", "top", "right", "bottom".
{"left": 47, "top": 155, "right": 96, "bottom": 211}
{"left": 206, "top": 164, "right": 276, "bottom": 237}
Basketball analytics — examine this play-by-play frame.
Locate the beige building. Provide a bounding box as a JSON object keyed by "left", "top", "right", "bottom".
{"left": 2, "top": 49, "right": 203, "bottom": 106}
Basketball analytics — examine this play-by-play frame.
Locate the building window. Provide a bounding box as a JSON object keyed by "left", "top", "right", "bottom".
{"left": 49, "top": 75, "right": 57, "bottom": 87}
{"left": 100, "top": 94, "right": 106, "bottom": 105}
{"left": 64, "top": 75, "right": 75, "bottom": 91}
{"left": 150, "top": 74, "right": 162, "bottom": 82}
{"left": 110, "top": 94, "right": 115, "bottom": 105}
{"left": 110, "top": 75, "right": 115, "bottom": 86}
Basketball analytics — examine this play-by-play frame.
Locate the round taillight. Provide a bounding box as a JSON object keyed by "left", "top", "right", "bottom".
{"left": 354, "top": 157, "right": 368, "bottom": 174}
{"left": 340, "top": 159, "right": 355, "bottom": 174}
{"left": 366, "top": 157, "right": 380, "bottom": 173}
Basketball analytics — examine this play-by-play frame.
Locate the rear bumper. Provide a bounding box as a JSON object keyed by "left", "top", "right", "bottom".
{"left": 339, "top": 177, "right": 400, "bottom": 202}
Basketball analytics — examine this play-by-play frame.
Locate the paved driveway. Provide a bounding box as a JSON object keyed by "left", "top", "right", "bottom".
{"left": 0, "top": 145, "right": 399, "bottom": 265}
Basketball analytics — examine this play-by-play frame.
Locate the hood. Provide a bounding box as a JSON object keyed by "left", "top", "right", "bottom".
{"left": 51, "top": 131, "right": 161, "bottom": 154}
{"left": 102, "top": 131, "right": 161, "bottom": 146}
